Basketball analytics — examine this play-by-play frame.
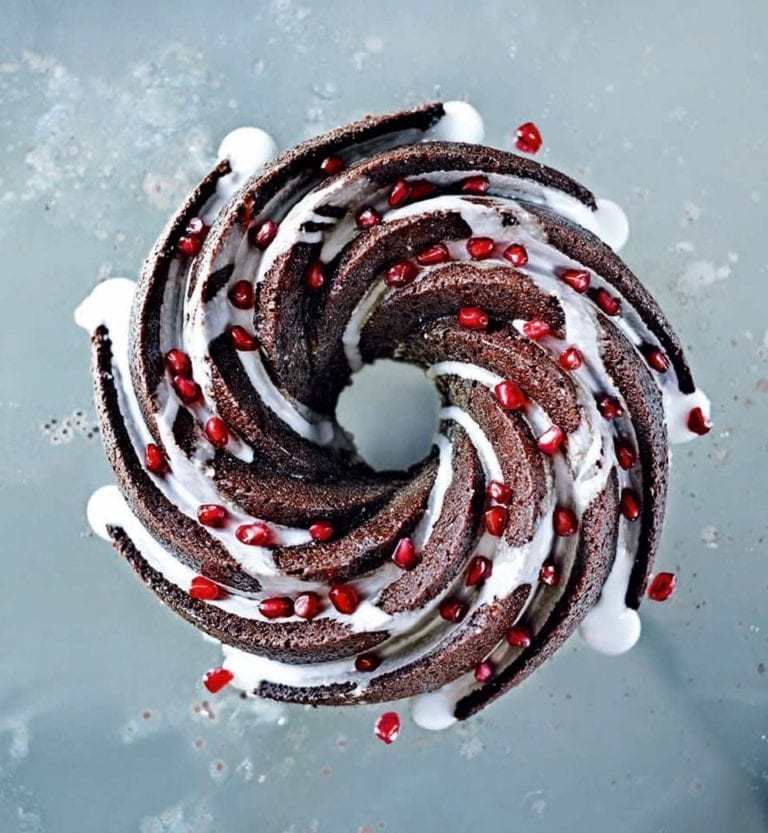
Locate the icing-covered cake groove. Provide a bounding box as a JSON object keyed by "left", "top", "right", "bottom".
{"left": 77, "top": 101, "right": 710, "bottom": 727}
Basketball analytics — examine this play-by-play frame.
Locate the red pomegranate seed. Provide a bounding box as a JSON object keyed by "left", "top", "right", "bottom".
{"left": 309, "top": 521, "right": 335, "bottom": 542}
{"left": 537, "top": 425, "right": 564, "bottom": 455}
{"left": 495, "top": 380, "right": 526, "bottom": 410}
{"left": 457, "top": 306, "right": 489, "bottom": 330}
{"left": 189, "top": 575, "right": 222, "bottom": 600}
{"left": 416, "top": 243, "right": 450, "bottom": 266}
{"left": 408, "top": 179, "right": 437, "bottom": 200}
{"left": 506, "top": 625, "right": 532, "bottom": 648}
{"left": 439, "top": 597, "right": 468, "bottom": 623}
{"left": 355, "top": 207, "right": 382, "bottom": 229}
{"left": 185, "top": 217, "right": 208, "bottom": 238}
{"left": 515, "top": 121, "right": 543, "bottom": 154}
{"left": 484, "top": 506, "right": 509, "bottom": 537}
{"left": 388, "top": 179, "right": 412, "bottom": 207}
{"left": 294, "top": 592, "right": 321, "bottom": 620}
{"left": 144, "top": 443, "right": 168, "bottom": 475}
{"left": 320, "top": 155, "right": 345, "bottom": 175}
{"left": 466, "top": 237, "right": 496, "bottom": 260}
{"left": 539, "top": 562, "right": 559, "bottom": 586}
{"left": 486, "top": 480, "right": 512, "bottom": 505}
{"left": 597, "top": 395, "right": 623, "bottom": 420}
{"left": 385, "top": 259, "right": 419, "bottom": 288}
{"left": 503, "top": 243, "right": 529, "bottom": 267}
{"left": 259, "top": 596, "right": 294, "bottom": 619}
{"left": 645, "top": 346, "right": 670, "bottom": 373}
{"left": 559, "top": 346, "right": 584, "bottom": 371}
{"left": 235, "top": 522, "right": 274, "bottom": 546}
{"left": 461, "top": 175, "right": 490, "bottom": 195}
{"left": 465, "top": 555, "right": 493, "bottom": 587}
{"left": 306, "top": 260, "right": 326, "bottom": 290}
{"left": 392, "top": 537, "right": 419, "bottom": 570}
{"left": 474, "top": 660, "right": 495, "bottom": 683}
{"left": 522, "top": 319, "right": 551, "bottom": 340}
{"left": 205, "top": 416, "right": 230, "bottom": 448}
{"left": 614, "top": 438, "right": 636, "bottom": 470}
{"left": 553, "top": 506, "right": 578, "bottom": 536}
{"left": 687, "top": 406, "right": 712, "bottom": 436}
{"left": 177, "top": 235, "right": 201, "bottom": 257}
{"left": 647, "top": 572, "right": 677, "bottom": 602}
{"left": 172, "top": 375, "right": 201, "bottom": 404}
{"left": 620, "top": 488, "right": 642, "bottom": 521}
{"left": 250, "top": 219, "right": 278, "bottom": 250}
{"left": 229, "top": 325, "right": 258, "bottom": 351}
{"left": 197, "top": 504, "right": 228, "bottom": 528}
{"left": 374, "top": 711, "right": 401, "bottom": 745}
{"left": 355, "top": 653, "right": 381, "bottom": 672}
{"left": 594, "top": 288, "right": 621, "bottom": 316}
{"left": 165, "top": 349, "right": 192, "bottom": 378}
{"left": 560, "top": 268, "right": 591, "bottom": 293}
{"left": 329, "top": 584, "right": 360, "bottom": 614}
{"left": 228, "top": 280, "right": 254, "bottom": 310}
{"left": 203, "top": 667, "right": 233, "bottom": 694}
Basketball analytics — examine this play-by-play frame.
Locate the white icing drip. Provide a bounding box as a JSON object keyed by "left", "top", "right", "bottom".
{"left": 424, "top": 100, "right": 485, "bottom": 144}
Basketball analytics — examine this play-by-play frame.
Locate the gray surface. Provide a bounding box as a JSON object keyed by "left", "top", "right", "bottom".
{"left": 1, "top": 1, "right": 766, "bottom": 831}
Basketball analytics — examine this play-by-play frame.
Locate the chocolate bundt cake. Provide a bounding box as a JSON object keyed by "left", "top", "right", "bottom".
{"left": 76, "top": 102, "right": 710, "bottom": 728}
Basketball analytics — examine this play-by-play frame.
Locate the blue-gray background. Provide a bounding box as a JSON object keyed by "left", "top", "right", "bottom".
{"left": 1, "top": 1, "right": 766, "bottom": 831}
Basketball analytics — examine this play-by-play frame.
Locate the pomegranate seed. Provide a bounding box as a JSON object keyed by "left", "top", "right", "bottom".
{"left": 560, "top": 268, "right": 591, "bottom": 293}
{"left": 205, "top": 416, "right": 230, "bottom": 448}
{"left": 647, "top": 572, "right": 677, "bottom": 602}
{"left": 309, "top": 520, "right": 335, "bottom": 542}
{"left": 172, "top": 375, "right": 201, "bottom": 404}
{"left": 645, "top": 346, "right": 670, "bottom": 373}
{"left": 614, "top": 438, "right": 636, "bottom": 470}
{"left": 320, "top": 155, "right": 345, "bottom": 175}
{"left": 522, "top": 319, "right": 551, "bottom": 340}
{"left": 474, "top": 660, "right": 495, "bottom": 683}
{"left": 185, "top": 217, "right": 208, "bottom": 238}
{"left": 408, "top": 180, "right": 437, "bottom": 200}
{"left": 503, "top": 243, "right": 529, "bottom": 267}
{"left": 484, "top": 506, "right": 509, "bottom": 537}
{"left": 144, "top": 443, "right": 168, "bottom": 475}
{"left": 306, "top": 260, "right": 326, "bottom": 290}
{"left": 385, "top": 259, "right": 419, "bottom": 288}
{"left": 594, "top": 288, "right": 621, "bottom": 316}
{"left": 620, "top": 488, "right": 642, "bottom": 521}
{"left": 388, "top": 179, "right": 412, "bottom": 207}
{"left": 537, "top": 425, "right": 565, "bottom": 455}
{"left": 228, "top": 280, "right": 254, "bottom": 309}
{"left": 374, "top": 711, "right": 401, "bottom": 745}
{"left": 177, "top": 235, "right": 201, "bottom": 257}
{"left": 466, "top": 236, "right": 496, "bottom": 260}
{"left": 329, "top": 584, "right": 360, "bottom": 614}
{"left": 229, "top": 325, "right": 258, "bottom": 351}
{"left": 250, "top": 219, "right": 278, "bottom": 249}
{"left": 197, "top": 504, "right": 228, "bottom": 528}
{"left": 559, "top": 346, "right": 584, "bottom": 371}
{"left": 355, "top": 653, "right": 381, "bottom": 672}
{"left": 259, "top": 596, "right": 294, "bottom": 619}
{"left": 392, "top": 537, "right": 419, "bottom": 570}
{"left": 553, "top": 506, "right": 578, "bottom": 536}
{"left": 355, "top": 207, "right": 382, "bottom": 229}
{"left": 506, "top": 625, "right": 532, "bottom": 648}
{"left": 461, "top": 175, "right": 490, "bottom": 195}
{"left": 203, "top": 667, "right": 233, "bottom": 694}
{"left": 687, "top": 406, "right": 712, "bottom": 436}
{"left": 494, "top": 380, "right": 526, "bottom": 410}
{"left": 539, "top": 562, "right": 559, "bottom": 586}
{"left": 515, "top": 121, "right": 543, "bottom": 154}
{"left": 465, "top": 555, "right": 493, "bottom": 587}
{"left": 235, "top": 522, "right": 274, "bottom": 546}
{"left": 189, "top": 575, "right": 222, "bottom": 600}
{"left": 457, "top": 306, "right": 489, "bottom": 330}
{"left": 294, "top": 592, "right": 321, "bottom": 620}
{"left": 486, "top": 480, "right": 512, "bottom": 505}
{"left": 597, "top": 395, "right": 623, "bottom": 420}
{"left": 416, "top": 243, "right": 450, "bottom": 266}
{"left": 439, "top": 597, "right": 468, "bottom": 623}
{"left": 165, "top": 349, "right": 192, "bottom": 378}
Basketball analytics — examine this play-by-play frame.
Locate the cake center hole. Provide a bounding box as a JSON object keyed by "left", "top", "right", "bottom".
{"left": 336, "top": 359, "right": 441, "bottom": 472}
